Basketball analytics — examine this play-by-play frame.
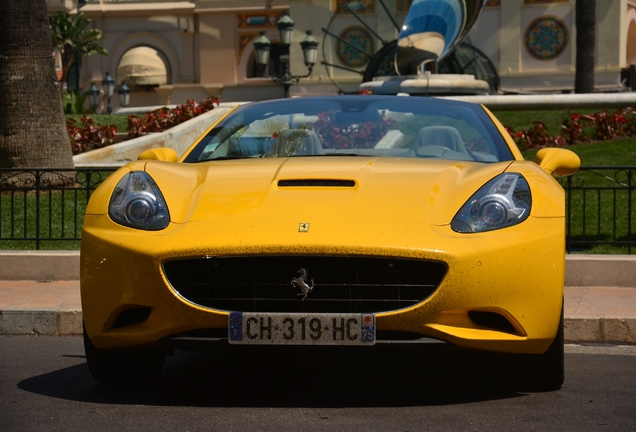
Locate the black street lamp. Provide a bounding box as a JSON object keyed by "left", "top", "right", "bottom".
{"left": 253, "top": 12, "right": 318, "bottom": 98}
{"left": 87, "top": 83, "right": 100, "bottom": 112}
{"left": 101, "top": 72, "right": 115, "bottom": 114}
{"left": 118, "top": 81, "right": 131, "bottom": 108}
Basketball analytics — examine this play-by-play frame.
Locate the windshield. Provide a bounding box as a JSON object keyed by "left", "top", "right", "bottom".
{"left": 183, "top": 96, "right": 514, "bottom": 163}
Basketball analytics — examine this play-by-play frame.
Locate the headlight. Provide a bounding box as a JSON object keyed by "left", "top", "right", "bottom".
{"left": 451, "top": 173, "right": 531, "bottom": 233}
{"left": 109, "top": 171, "right": 170, "bottom": 230}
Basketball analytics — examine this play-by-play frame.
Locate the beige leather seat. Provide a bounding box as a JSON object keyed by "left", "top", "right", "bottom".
{"left": 415, "top": 126, "right": 468, "bottom": 154}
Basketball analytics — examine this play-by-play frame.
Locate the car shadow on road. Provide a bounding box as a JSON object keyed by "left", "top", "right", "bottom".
{"left": 18, "top": 344, "right": 530, "bottom": 408}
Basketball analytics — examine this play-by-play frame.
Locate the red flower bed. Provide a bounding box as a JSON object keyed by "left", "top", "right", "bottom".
{"left": 126, "top": 97, "right": 220, "bottom": 139}
{"left": 68, "top": 96, "right": 220, "bottom": 155}
{"left": 506, "top": 108, "right": 636, "bottom": 150}
{"left": 67, "top": 116, "right": 120, "bottom": 155}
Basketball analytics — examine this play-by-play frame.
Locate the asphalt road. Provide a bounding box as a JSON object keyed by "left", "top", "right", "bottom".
{"left": 1, "top": 336, "right": 635, "bottom": 431}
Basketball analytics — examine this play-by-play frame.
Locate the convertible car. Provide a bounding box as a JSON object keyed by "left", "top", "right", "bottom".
{"left": 81, "top": 96, "right": 580, "bottom": 390}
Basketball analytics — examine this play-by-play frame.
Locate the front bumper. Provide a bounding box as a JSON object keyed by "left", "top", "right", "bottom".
{"left": 81, "top": 214, "right": 565, "bottom": 355}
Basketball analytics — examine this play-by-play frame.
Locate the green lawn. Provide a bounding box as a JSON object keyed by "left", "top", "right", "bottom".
{"left": 520, "top": 137, "right": 636, "bottom": 255}
{"left": 495, "top": 109, "right": 601, "bottom": 137}
{"left": 0, "top": 186, "right": 90, "bottom": 250}
{"left": 522, "top": 136, "right": 636, "bottom": 165}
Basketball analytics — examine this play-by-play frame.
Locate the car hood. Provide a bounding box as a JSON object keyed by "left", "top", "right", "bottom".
{"left": 143, "top": 157, "right": 513, "bottom": 226}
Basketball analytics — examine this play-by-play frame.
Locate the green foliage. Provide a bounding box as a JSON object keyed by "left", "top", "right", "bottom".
{"left": 62, "top": 88, "right": 93, "bottom": 114}
{"left": 503, "top": 108, "right": 636, "bottom": 150}
{"left": 66, "top": 116, "right": 120, "bottom": 154}
{"left": 496, "top": 109, "right": 598, "bottom": 136}
{"left": 49, "top": 11, "right": 107, "bottom": 86}
{"left": 126, "top": 97, "right": 220, "bottom": 138}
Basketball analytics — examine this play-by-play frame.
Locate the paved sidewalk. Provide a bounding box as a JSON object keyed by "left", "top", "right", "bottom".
{"left": 0, "top": 280, "right": 635, "bottom": 344}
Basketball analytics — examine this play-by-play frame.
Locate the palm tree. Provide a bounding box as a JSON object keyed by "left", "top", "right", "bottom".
{"left": 0, "top": 0, "right": 74, "bottom": 174}
{"left": 575, "top": 0, "right": 596, "bottom": 93}
{"left": 50, "top": 11, "right": 107, "bottom": 90}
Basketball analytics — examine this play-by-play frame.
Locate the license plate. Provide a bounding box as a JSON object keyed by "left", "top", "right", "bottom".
{"left": 228, "top": 312, "right": 375, "bottom": 345}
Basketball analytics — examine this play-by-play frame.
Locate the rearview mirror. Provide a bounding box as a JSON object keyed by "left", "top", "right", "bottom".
{"left": 137, "top": 148, "right": 178, "bottom": 162}
{"left": 535, "top": 148, "right": 580, "bottom": 177}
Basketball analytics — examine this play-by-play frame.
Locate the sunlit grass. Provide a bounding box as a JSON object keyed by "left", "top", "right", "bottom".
{"left": 495, "top": 109, "right": 599, "bottom": 136}
{"left": 0, "top": 189, "right": 90, "bottom": 250}
{"left": 520, "top": 138, "right": 636, "bottom": 255}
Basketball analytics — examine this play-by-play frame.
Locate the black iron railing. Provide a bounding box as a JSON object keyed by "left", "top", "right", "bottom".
{"left": 0, "top": 168, "right": 117, "bottom": 250}
{"left": 0, "top": 167, "right": 634, "bottom": 252}
{"left": 558, "top": 167, "right": 635, "bottom": 254}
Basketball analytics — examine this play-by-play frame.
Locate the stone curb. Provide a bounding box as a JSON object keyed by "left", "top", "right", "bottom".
{"left": 0, "top": 310, "right": 82, "bottom": 336}
{"left": 565, "top": 317, "right": 636, "bottom": 344}
{"left": 0, "top": 251, "right": 80, "bottom": 281}
{"left": 1, "top": 309, "right": 634, "bottom": 344}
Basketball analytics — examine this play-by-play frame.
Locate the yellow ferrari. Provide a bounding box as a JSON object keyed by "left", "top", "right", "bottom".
{"left": 81, "top": 96, "right": 580, "bottom": 390}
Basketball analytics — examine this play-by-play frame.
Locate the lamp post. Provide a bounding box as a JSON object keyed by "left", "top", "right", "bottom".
{"left": 101, "top": 72, "right": 115, "bottom": 114}
{"left": 117, "top": 81, "right": 131, "bottom": 108}
{"left": 252, "top": 12, "right": 318, "bottom": 98}
{"left": 87, "top": 83, "right": 100, "bottom": 113}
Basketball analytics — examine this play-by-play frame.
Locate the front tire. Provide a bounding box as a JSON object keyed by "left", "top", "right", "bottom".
{"left": 521, "top": 302, "right": 565, "bottom": 391}
{"left": 83, "top": 325, "right": 165, "bottom": 385}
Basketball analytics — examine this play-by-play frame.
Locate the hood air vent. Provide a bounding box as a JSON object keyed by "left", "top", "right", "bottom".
{"left": 278, "top": 179, "right": 355, "bottom": 187}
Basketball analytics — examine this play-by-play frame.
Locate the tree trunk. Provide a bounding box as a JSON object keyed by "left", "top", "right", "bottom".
{"left": 575, "top": 0, "right": 596, "bottom": 93}
{"left": 0, "top": 0, "right": 74, "bottom": 170}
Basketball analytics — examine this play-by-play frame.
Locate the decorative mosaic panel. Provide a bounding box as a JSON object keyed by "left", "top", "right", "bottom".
{"left": 334, "top": 0, "right": 376, "bottom": 14}
{"left": 237, "top": 32, "right": 260, "bottom": 64}
{"left": 524, "top": 0, "right": 569, "bottom": 4}
{"left": 524, "top": 15, "right": 569, "bottom": 61}
{"left": 336, "top": 25, "right": 375, "bottom": 68}
{"left": 237, "top": 11, "right": 285, "bottom": 28}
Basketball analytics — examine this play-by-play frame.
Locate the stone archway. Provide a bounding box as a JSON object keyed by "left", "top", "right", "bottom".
{"left": 116, "top": 46, "right": 170, "bottom": 88}
{"left": 109, "top": 32, "right": 179, "bottom": 85}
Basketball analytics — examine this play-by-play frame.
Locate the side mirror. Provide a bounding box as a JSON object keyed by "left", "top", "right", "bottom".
{"left": 535, "top": 148, "right": 580, "bottom": 177}
{"left": 138, "top": 148, "right": 178, "bottom": 162}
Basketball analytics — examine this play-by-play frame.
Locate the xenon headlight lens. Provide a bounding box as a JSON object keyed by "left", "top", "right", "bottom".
{"left": 451, "top": 173, "right": 531, "bottom": 233}
{"left": 109, "top": 171, "right": 170, "bottom": 230}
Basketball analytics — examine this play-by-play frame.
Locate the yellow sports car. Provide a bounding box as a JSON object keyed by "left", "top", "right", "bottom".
{"left": 81, "top": 96, "right": 580, "bottom": 390}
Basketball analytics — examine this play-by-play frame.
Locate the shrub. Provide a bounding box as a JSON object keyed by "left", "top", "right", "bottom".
{"left": 62, "top": 89, "right": 94, "bottom": 115}
{"left": 506, "top": 108, "right": 636, "bottom": 150}
{"left": 126, "top": 97, "right": 220, "bottom": 139}
{"left": 67, "top": 116, "right": 120, "bottom": 155}
{"left": 66, "top": 96, "right": 220, "bottom": 154}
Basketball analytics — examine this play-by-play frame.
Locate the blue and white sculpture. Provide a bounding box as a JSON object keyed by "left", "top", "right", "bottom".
{"left": 396, "top": 0, "right": 485, "bottom": 75}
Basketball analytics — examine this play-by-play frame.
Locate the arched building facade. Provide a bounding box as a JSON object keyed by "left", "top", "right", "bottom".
{"left": 46, "top": 0, "right": 636, "bottom": 109}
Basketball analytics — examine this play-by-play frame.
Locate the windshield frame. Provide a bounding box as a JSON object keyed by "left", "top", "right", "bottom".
{"left": 182, "top": 96, "right": 515, "bottom": 164}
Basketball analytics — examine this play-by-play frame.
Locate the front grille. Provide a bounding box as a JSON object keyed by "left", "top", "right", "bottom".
{"left": 163, "top": 256, "right": 446, "bottom": 313}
